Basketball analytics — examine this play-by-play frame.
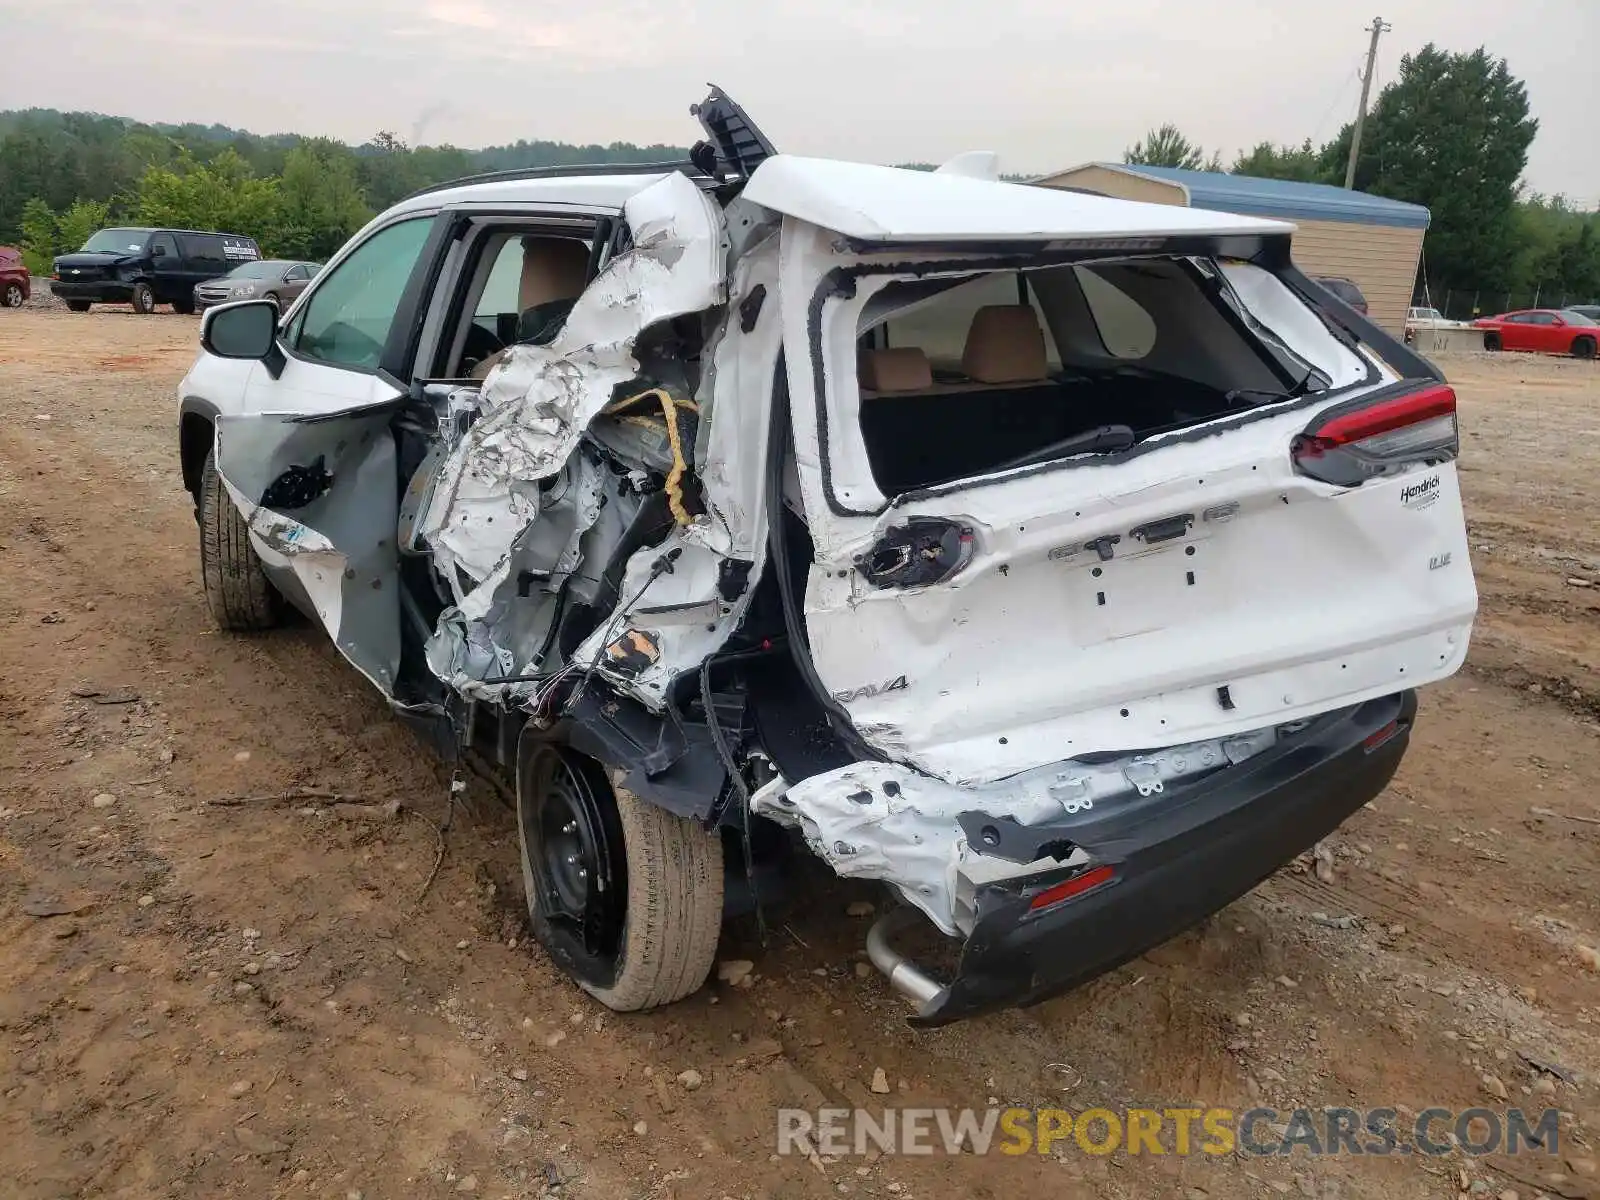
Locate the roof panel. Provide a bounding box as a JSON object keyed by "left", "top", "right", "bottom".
{"left": 742, "top": 155, "right": 1293, "bottom": 243}
{"left": 1104, "top": 164, "right": 1430, "bottom": 229}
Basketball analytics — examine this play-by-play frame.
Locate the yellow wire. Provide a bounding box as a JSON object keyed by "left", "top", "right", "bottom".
{"left": 604, "top": 387, "right": 694, "bottom": 526}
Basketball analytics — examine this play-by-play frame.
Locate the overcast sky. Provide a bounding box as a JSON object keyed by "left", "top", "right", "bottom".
{"left": 3, "top": 0, "right": 1596, "bottom": 202}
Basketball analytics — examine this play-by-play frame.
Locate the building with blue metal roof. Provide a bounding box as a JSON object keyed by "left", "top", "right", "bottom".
{"left": 1033, "top": 161, "right": 1431, "bottom": 334}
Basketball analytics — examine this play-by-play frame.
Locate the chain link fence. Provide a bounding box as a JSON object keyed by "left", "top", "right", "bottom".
{"left": 1412, "top": 287, "right": 1600, "bottom": 321}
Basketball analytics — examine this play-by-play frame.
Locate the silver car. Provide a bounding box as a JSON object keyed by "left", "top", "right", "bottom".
{"left": 193, "top": 259, "right": 320, "bottom": 314}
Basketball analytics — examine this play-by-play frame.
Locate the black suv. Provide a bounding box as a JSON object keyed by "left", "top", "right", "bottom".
{"left": 51, "top": 227, "right": 261, "bottom": 314}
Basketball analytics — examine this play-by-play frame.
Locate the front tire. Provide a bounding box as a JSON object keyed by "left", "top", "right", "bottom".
{"left": 1484, "top": 332, "right": 1502, "bottom": 352}
{"left": 67, "top": 300, "right": 91, "bottom": 313}
{"left": 198, "top": 448, "right": 280, "bottom": 631}
{"left": 2, "top": 283, "right": 22, "bottom": 308}
{"left": 1573, "top": 335, "right": 1596, "bottom": 360}
{"left": 517, "top": 744, "right": 723, "bottom": 1012}
{"left": 130, "top": 283, "right": 156, "bottom": 315}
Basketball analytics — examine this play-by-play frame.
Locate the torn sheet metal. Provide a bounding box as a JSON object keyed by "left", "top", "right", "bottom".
{"left": 753, "top": 726, "right": 1277, "bottom": 934}
{"left": 411, "top": 171, "right": 727, "bottom": 701}
{"left": 419, "top": 171, "right": 727, "bottom": 596}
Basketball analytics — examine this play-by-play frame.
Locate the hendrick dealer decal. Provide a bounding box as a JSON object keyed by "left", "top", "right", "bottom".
{"left": 1401, "top": 474, "right": 1441, "bottom": 511}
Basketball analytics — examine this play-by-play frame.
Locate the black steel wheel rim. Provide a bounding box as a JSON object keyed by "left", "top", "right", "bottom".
{"left": 521, "top": 747, "right": 627, "bottom": 977}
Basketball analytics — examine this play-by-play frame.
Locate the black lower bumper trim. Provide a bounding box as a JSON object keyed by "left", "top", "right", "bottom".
{"left": 913, "top": 691, "right": 1417, "bottom": 1027}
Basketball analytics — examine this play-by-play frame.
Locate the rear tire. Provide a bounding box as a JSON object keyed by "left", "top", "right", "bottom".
{"left": 130, "top": 283, "right": 156, "bottom": 315}
{"left": 173, "top": 296, "right": 195, "bottom": 316}
{"left": 1573, "top": 336, "right": 1596, "bottom": 360}
{"left": 2, "top": 283, "right": 22, "bottom": 308}
{"left": 198, "top": 448, "right": 280, "bottom": 631}
{"left": 1484, "top": 332, "right": 1502, "bottom": 352}
{"left": 67, "top": 300, "right": 91, "bottom": 313}
{"left": 518, "top": 745, "right": 723, "bottom": 1012}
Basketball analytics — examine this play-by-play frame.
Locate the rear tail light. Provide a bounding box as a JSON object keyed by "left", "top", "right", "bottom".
{"left": 1028, "top": 864, "right": 1116, "bottom": 912}
{"left": 1292, "top": 383, "right": 1457, "bottom": 486}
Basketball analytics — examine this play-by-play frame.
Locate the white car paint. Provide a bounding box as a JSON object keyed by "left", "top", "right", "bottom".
{"left": 742, "top": 154, "right": 1293, "bottom": 244}
{"left": 182, "top": 152, "right": 1476, "bottom": 934}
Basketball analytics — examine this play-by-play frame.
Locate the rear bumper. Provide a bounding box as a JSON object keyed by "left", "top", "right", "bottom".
{"left": 909, "top": 690, "right": 1416, "bottom": 1026}
{"left": 50, "top": 280, "right": 132, "bottom": 302}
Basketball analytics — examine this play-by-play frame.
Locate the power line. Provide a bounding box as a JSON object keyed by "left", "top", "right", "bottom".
{"left": 1345, "top": 16, "right": 1392, "bottom": 190}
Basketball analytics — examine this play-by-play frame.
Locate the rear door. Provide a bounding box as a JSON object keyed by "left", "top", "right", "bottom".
{"left": 774, "top": 222, "right": 1475, "bottom": 786}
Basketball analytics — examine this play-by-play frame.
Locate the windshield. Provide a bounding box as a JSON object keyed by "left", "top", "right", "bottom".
{"left": 1560, "top": 310, "right": 1600, "bottom": 326}
{"left": 81, "top": 228, "right": 150, "bottom": 254}
{"left": 227, "top": 262, "right": 278, "bottom": 280}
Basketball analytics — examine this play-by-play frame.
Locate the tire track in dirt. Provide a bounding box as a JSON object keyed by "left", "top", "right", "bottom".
{"left": 4, "top": 315, "right": 1599, "bottom": 1200}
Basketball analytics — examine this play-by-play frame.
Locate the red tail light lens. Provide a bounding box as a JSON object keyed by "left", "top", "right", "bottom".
{"left": 1028, "top": 864, "right": 1116, "bottom": 911}
{"left": 1292, "top": 384, "right": 1458, "bottom": 486}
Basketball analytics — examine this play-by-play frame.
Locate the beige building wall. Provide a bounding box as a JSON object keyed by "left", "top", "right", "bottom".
{"left": 1285, "top": 218, "right": 1424, "bottom": 337}
{"left": 1034, "top": 165, "right": 1186, "bottom": 207}
{"left": 1033, "top": 166, "right": 1424, "bottom": 336}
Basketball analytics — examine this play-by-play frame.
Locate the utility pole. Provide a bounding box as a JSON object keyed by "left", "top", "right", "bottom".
{"left": 1344, "top": 16, "right": 1392, "bottom": 190}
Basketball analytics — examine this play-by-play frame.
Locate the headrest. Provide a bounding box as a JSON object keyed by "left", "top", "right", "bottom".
{"left": 961, "top": 305, "right": 1048, "bottom": 384}
{"left": 858, "top": 347, "right": 933, "bottom": 393}
{"left": 518, "top": 237, "right": 590, "bottom": 312}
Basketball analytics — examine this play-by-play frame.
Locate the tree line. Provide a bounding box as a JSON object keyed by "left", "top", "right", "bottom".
{"left": 0, "top": 109, "right": 686, "bottom": 271}
{"left": 4, "top": 43, "right": 1596, "bottom": 313}
{"left": 1123, "top": 45, "right": 1599, "bottom": 313}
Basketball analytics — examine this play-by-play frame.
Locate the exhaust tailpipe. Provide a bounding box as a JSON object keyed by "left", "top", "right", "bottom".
{"left": 866, "top": 907, "right": 948, "bottom": 1010}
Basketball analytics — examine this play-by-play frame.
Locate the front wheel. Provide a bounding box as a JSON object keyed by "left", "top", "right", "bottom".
{"left": 130, "top": 283, "right": 156, "bottom": 315}
{"left": 517, "top": 744, "right": 724, "bottom": 1012}
{"left": 67, "top": 300, "right": 91, "bottom": 313}
{"left": 1573, "top": 336, "right": 1596, "bottom": 360}
{"left": 1483, "top": 332, "right": 1502, "bottom": 352}
{"left": 198, "top": 448, "right": 280, "bottom": 631}
{"left": 2, "top": 283, "right": 22, "bottom": 308}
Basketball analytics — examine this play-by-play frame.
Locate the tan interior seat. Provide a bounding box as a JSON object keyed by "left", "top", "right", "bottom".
{"left": 960, "top": 305, "right": 1049, "bottom": 384}
{"left": 858, "top": 347, "right": 933, "bottom": 393}
{"left": 470, "top": 236, "right": 591, "bottom": 379}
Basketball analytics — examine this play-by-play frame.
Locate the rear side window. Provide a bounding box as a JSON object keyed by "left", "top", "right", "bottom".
{"left": 291, "top": 217, "right": 433, "bottom": 371}
{"left": 1074, "top": 268, "right": 1157, "bottom": 359}
{"left": 180, "top": 234, "right": 228, "bottom": 274}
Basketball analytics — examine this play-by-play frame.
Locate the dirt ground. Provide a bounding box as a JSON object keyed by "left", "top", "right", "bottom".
{"left": 1, "top": 308, "right": 1597, "bottom": 1200}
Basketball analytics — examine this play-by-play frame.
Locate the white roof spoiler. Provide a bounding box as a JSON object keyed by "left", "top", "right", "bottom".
{"left": 934, "top": 152, "right": 1000, "bottom": 181}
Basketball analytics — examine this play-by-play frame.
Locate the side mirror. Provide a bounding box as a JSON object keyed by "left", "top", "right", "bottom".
{"left": 152, "top": 245, "right": 167, "bottom": 258}
{"left": 201, "top": 300, "right": 286, "bottom": 378}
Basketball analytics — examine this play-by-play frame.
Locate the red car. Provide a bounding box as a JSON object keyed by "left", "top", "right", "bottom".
{"left": 0, "top": 246, "right": 31, "bottom": 308}
{"left": 1472, "top": 308, "right": 1600, "bottom": 358}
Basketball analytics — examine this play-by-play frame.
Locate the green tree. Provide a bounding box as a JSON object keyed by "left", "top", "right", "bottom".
{"left": 270, "top": 142, "right": 372, "bottom": 260}
{"left": 1125, "top": 124, "right": 1216, "bottom": 170}
{"left": 136, "top": 149, "right": 279, "bottom": 244}
{"left": 56, "top": 199, "right": 111, "bottom": 255}
{"left": 1231, "top": 139, "right": 1328, "bottom": 183}
{"left": 19, "top": 197, "right": 57, "bottom": 272}
{"left": 1321, "top": 45, "right": 1537, "bottom": 294}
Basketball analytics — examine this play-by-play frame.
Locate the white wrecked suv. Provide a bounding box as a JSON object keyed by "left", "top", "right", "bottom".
{"left": 177, "top": 90, "right": 1475, "bottom": 1025}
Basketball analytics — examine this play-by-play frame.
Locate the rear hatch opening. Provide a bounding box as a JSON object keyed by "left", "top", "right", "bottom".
{"left": 851, "top": 254, "right": 1362, "bottom": 498}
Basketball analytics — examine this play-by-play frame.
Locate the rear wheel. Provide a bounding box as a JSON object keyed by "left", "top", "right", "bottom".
{"left": 67, "top": 300, "right": 91, "bottom": 313}
{"left": 1573, "top": 335, "right": 1596, "bottom": 360}
{"left": 2, "top": 283, "right": 22, "bottom": 308}
{"left": 198, "top": 448, "right": 280, "bottom": 631}
{"left": 130, "top": 283, "right": 156, "bottom": 315}
{"left": 1483, "top": 331, "right": 1502, "bottom": 352}
{"left": 173, "top": 296, "right": 195, "bottom": 316}
{"left": 517, "top": 744, "right": 723, "bottom": 1012}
